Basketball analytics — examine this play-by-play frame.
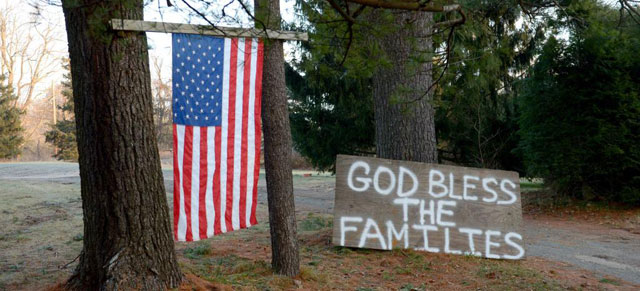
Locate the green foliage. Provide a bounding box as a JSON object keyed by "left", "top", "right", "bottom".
{"left": 290, "top": 0, "right": 535, "bottom": 172}
{"left": 518, "top": 1, "right": 640, "bottom": 204}
{"left": 287, "top": 0, "right": 377, "bottom": 172}
{"left": 400, "top": 283, "right": 426, "bottom": 291}
{"left": 291, "top": 1, "right": 640, "bottom": 206}
{"left": 45, "top": 119, "right": 78, "bottom": 161}
{"left": 434, "top": 0, "right": 544, "bottom": 172}
{"left": 298, "top": 213, "right": 331, "bottom": 232}
{"left": 45, "top": 61, "right": 78, "bottom": 161}
{"left": 0, "top": 77, "right": 24, "bottom": 159}
{"left": 72, "top": 233, "right": 83, "bottom": 241}
{"left": 599, "top": 278, "right": 621, "bottom": 286}
{"left": 286, "top": 61, "right": 374, "bottom": 172}
{"left": 183, "top": 242, "right": 211, "bottom": 259}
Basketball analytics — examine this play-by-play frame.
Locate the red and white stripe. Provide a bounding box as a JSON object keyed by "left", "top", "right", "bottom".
{"left": 173, "top": 38, "right": 263, "bottom": 241}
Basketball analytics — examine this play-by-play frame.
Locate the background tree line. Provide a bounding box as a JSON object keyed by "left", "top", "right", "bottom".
{"left": 6, "top": 0, "right": 636, "bottom": 205}
{"left": 43, "top": 57, "right": 174, "bottom": 161}
{"left": 0, "top": 2, "right": 174, "bottom": 162}
{"left": 6, "top": 0, "right": 636, "bottom": 203}
{"left": 287, "top": 0, "right": 640, "bottom": 204}
{"left": 0, "top": 2, "right": 58, "bottom": 160}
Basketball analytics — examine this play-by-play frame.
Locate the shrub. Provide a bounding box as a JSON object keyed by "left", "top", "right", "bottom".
{"left": 518, "top": 2, "right": 640, "bottom": 204}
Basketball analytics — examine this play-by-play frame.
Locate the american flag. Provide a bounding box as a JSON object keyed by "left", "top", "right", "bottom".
{"left": 172, "top": 33, "right": 263, "bottom": 241}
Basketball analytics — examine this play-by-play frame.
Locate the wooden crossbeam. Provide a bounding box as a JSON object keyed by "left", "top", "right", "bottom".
{"left": 110, "top": 19, "right": 308, "bottom": 41}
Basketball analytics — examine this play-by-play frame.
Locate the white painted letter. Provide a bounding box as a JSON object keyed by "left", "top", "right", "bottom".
{"left": 463, "top": 175, "right": 479, "bottom": 201}
{"left": 394, "top": 198, "right": 420, "bottom": 222}
{"left": 359, "top": 218, "right": 387, "bottom": 249}
{"left": 436, "top": 200, "right": 457, "bottom": 227}
{"left": 485, "top": 230, "right": 501, "bottom": 259}
{"left": 481, "top": 178, "right": 499, "bottom": 203}
{"left": 397, "top": 166, "right": 418, "bottom": 197}
{"left": 458, "top": 228, "right": 483, "bottom": 256}
{"left": 503, "top": 232, "right": 525, "bottom": 260}
{"left": 419, "top": 199, "right": 436, "bottom": 225}
{"left": 412, "top": 224, "right": 440, "bottom": 253}
{"left": 386, "top": 221, "right": 409, "bottom": 249}
{"left": 373, "top": 166, "right": 396, "bottom": 195}
{"left": 340, "top": 216, "right": 363, "bottom": 246}
{"left": 498, "top": 179, "right": 517, "bottom": 205}
{"left": 428, "top": 169, "right": 448, "bottom": 198}
{"left": 448, "top": 173, "right": 462, "bottom": 200}
{"left": 444, "top": 228, "right": 462, "bottom": 254}
{"left": 347, "top": 161, "right": 371, "bottom": 192}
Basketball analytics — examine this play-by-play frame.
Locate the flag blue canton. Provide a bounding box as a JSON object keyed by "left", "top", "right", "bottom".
{"left": 173, "top": 34, "right": 225, "bottom": 126}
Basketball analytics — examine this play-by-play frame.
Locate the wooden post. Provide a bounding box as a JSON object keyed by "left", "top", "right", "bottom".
{"left": 51, "top": 81, "right": 57, "bottom": 156}
{"left": 52, "top": 81, "right": 57, "bottom": 124}
{"left": 110, "top": 19, "right": 308, "bottom": 41}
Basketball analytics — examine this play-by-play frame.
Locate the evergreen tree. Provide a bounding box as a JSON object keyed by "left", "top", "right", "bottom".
{"left": 45, "top": 61, "right": 78, "bottom": 161}
{"left": 286, "top": 51, "right": 374, "bottom": 172}
{"left": 0, "top": 76, "right": 24, "bottom": 159}
{"left": 434, "top": 1, "right": 544, "bottom": 172}
{"left": 518, "top": 1, "right": 640, "bottom": 204}
{"left": 289, "top": 0, "right": 536, "bottom": 171}
{"left": 288, "top": 0, "right": 379, "bottom": 171}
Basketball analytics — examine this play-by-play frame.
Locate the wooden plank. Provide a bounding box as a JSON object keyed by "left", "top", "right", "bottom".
{"left": 332, "top": 155, "right": 525, "bottom": 260}
{"left": 110, "top": 19, "right": 308, "bottom": 41}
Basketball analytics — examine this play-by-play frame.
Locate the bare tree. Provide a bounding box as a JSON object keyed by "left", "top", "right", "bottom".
{"left": 0, "top": 4, "right": 59, "bottom": 110}
{"left": 151, "top": 56, "right": 173, "bottom": 149}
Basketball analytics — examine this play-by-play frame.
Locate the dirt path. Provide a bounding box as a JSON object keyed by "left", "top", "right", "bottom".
{"left": 524, "top": 215, "right": 640, "bottom": 284}
{"left": 279, "top": 175, "right": 640, "bottom": 285}
{"left": 1, "top": 162, "right": 639, "bottom": 289}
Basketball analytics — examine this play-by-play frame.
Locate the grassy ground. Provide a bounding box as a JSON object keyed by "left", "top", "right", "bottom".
{"left": 0, "top": 179, "right": 83, "bottom": 290}
{"left": 1, "top": 165, "right": 638, "bottom": 290}
{"left": 175, "top": 214, "right": 563, "bottom": 290}
{"left": 173, "top": 213, "right": 633, "bottom": 290}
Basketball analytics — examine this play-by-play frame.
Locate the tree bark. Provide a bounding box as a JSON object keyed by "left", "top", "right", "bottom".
{"left": 61, "top": 0, "right": 182, "bottom": 289}
{"left": 370, "top": 11, "right": 438, "bottom": 163}
{"left": 254, "top": 0, "right": 301, "bottom": 277}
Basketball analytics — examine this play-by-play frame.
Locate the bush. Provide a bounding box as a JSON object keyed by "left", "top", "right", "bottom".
{"left": 0, "top": 77, "right": 24, "bottom": 159}
{"left": 518, "top": 2, "right": 640, "bottom": 204}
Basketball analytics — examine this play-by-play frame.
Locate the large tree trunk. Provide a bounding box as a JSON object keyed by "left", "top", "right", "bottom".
{"left": 255, "top": 0, "right": 301, "bottom": 277}
{"left": 370, "top": 11, "right": 438, "bottom": 163}
{"left": 61, "top": 0, "right": 182, "bottom": 289}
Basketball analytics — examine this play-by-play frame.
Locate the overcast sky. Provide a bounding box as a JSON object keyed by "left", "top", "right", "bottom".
{"left": 3, "top": 0, "right": 298, "bottom": 100}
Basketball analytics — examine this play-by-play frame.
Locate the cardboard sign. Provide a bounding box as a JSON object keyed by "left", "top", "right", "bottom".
{"left": 332, "top": 155, "right": 525, "bottom": 260}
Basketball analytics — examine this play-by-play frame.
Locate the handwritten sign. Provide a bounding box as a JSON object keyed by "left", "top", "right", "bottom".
{"left": 332, "top": 155, "right": 525, "bottom": 260}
